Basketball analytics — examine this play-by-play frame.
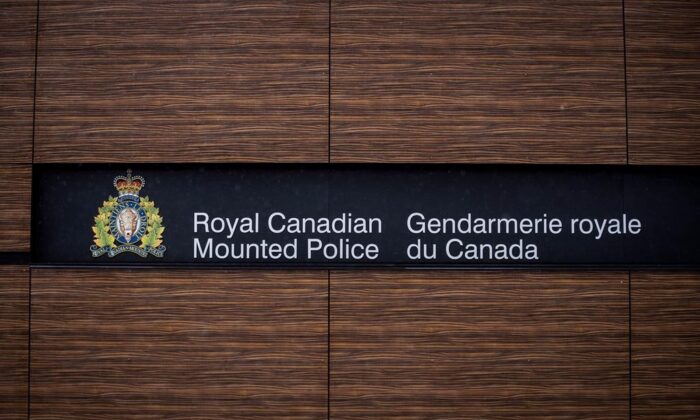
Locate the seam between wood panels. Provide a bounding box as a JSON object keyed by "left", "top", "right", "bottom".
{"left": 31, "top": 0, "right": 39, "bottom": 165}
{"left": 622, "top": 0, "right": 629, "bottom": 165}
{"left": 328, "top": 0, "right": 331, "bottom": 164}
{"left": 327, "top": 270, "right": 331, "bottom": 420}
{"left": 628, "top": 270, "right": 632, "bottom": 420}
{"left": 27, "top": 268, "right": 31, "bottom": 419}
{"left": 29, "top": 0, "right": 39, "bottom": 415}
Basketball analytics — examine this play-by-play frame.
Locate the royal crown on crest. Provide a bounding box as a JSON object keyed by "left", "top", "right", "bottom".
{"left": 113, "top": 169, "right": 145, "bottom": 197}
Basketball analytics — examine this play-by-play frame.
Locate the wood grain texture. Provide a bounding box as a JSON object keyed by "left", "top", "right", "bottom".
{"left": 0, "top": 266, "right": 28, "bottom": 419}
{"left": 330, "top": 0, "right": 626, "bottom": 163}
{"left": 632, "top": 272, "right": 700, "bottom": 419}
{"left": 0, "top": 0, "right": 36, "bottom": 163}
{"left": 35, "top": 1, "right": 328, "bottom": 163}
{"left": 31, "top": 269, "right": 327, "bottom": 419}
{"left": 626, "top": 1, "right": 700, "bottom": 165}
{"left": 0, "top": 165, "right": 31, "bottom": 252}
{"left": 330, "top": 270, "right": 629, "bottom": 419}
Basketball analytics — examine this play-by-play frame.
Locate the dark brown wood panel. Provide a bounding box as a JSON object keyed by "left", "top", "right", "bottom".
{"left": 0, "top": 266, "right": 28, "bottom": 419}
{"left": 0, "top": 0, "right": 36, "bottom": 163}
{"left": 0, "top": 165, "right": 31, "bottom": 252}
{"left": 331, "top": 270, "right": 629, "bottom": 418}
{"left": 35, "top": 1, "right": 328, "bottom": 163}
{"left": 626, "top": 1, "right": 700, "bottom": 165}
{"left": 632, "top": 272, "right": 700, "bottom": 419}
{"left": 31, "top": 269, "right": 327, "bottom": 419}
{"left": 330, "top": 0, "right": 626, "bottom": 163}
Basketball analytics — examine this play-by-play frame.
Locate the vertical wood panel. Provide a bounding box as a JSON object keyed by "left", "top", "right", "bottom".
{"left": 331, "top": 270, "right": 629, "bottom": 419}
{"left": 0, "top": 0, "right": 36, "bottom": 163}
{"left": 331, "top": 0, "right": 626, "bottom": 163}
{"left": 0, "top": 266, "right": 28, "bottom": 419}
{"left": 626, "top": 1, "right": 700, "bottom": 165}
{"left": 0, "top": 165, "right": 31, "bottom": 252}
{"left": 31, "top": 269, "right": 327, "bottom": 419}
{"left": 35, "top": 0, "right": 328, "bottom": 163}
{"left": 632, "top": 272, "right": 700, "bottom": 419}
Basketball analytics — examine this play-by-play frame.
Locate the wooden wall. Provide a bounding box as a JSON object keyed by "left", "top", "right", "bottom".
{"left": 31, "top": 269, "right": 327, "bottom": 418}
{"left": 0, "top": 266, "right": 28, "bottom": 419}
{"left": 0, "top": 0, "right": 35, "bottom": 164}
{"left": 626, "top": 0, "right": 700, "bottom": 165}
{"left": 331, "top": 271, "right": 629, "bottom": 418}
{"left": 35, "top": 0, "right": 329, "bottom": 163}
{"left": 632, "top": 272, "right": 700, "bottom": 418}
{"left": 0, "top": 0, "right": 698, "bottom": 418}
{"left": 0, "top": 165, "right": 31, "bottom": 252}
{"left": 330, "top": 0, "right": 626, "bottom": 163}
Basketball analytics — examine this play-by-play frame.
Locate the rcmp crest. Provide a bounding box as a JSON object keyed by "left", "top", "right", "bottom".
{"left": 90, "top": 170, "right": 166, "bottom": 258}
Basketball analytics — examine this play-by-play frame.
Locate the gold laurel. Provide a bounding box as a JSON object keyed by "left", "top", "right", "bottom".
{"left": 139, "top": 196, "right": 165, "bottom": 249}
{"left": 92, "top": 196, "right": 118, "bottom": 249}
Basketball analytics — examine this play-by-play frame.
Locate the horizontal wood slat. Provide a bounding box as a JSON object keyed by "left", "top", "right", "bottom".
{"left": 0, "top": 0, "right": 36, "bottom": 163}
{"left": 632, "top": 272, "right": 700, "bottom": 419}
{"left": 330, "top": 0, "right": 626, "bottom": 163}
{"left": 626, "top": 1, "right": 700, "bottom": 165}
{"left": 31, "top": 269, "right": 328, "bottom": 419}
{"left": 0, "top": 266, "right": 28, "bottom": 419}
{"left": 0, "top": 165, "right": 31, "bottom": 252}
{"left": 330, "top": 270, "right": 629, "bottom": 418}
{"left": 35, "top": 0, "right": 329, "bottom": 163}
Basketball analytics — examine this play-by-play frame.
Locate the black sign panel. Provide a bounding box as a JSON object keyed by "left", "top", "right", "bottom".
{"left": 32, "top": 164, "right": 700, "bottom": 268}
